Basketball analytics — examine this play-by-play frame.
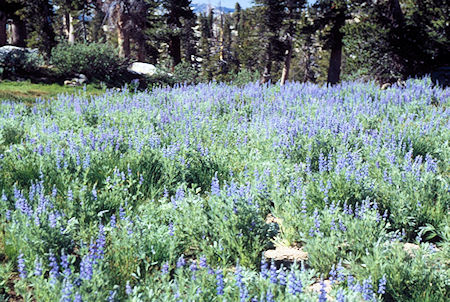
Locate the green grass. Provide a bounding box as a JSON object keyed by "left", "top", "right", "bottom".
{"left": 0, "top": 80, "right": 105, "bottom": 104}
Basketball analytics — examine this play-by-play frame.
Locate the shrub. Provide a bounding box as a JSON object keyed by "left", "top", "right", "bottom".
{"left": 230, "top": 69, "right": 261, "bottom": 86}
{"left": 0, "top": 47, "right": 43, "bottom": 78}
{"left": 50, "top": 43, "right": 127, "bottom": 83}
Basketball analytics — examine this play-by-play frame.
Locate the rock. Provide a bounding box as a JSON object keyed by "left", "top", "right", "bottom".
{"left": 264, "top": 246, "right": 308, "bottom": 269}
{"left": 128, "top": 62, "right": 159, "bottom": 77}
{"left": 65, "top": 74, "right": 87, "bottom": 86}
{"left": 0, "top": 45, "right": 35, "bottom": 58}
{"left": 381, "top": 83, "right": 391, "bottom": 90}
{"left": 76, "top": 73, "right": 88, "bottom": 84}
{"left": 64, "top": 80, "right": 80, "bottom": 87}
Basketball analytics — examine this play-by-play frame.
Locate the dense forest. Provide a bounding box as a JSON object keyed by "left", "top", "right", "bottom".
{"left": 0, "top": 0, "right": 449, "bottom": 85}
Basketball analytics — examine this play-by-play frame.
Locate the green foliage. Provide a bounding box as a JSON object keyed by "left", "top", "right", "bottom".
{"left": 0, "top": 48, "right": 43, "bottom": 78}
{"left": 50, "top": 43, "right": 128, "bottom": 83}
{"left": 230, "top": 69, "right": 261, "bottom": 86}
{"left": 0, "top": 80, "right": 105, "bottom": 104}
{"left": 357, "top": 242, "right": 449, "bottom": 302}
{"left": 203, "top": 189, "right": 271, "bottom": 268}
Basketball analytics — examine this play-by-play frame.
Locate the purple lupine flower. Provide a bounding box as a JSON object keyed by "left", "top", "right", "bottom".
{"left": 313, "top": 209, "right": 321, "bottom": 234}
{"left": 329, "top": 265, "right": 337, "bottom": 284}
{"left": 235, "top": 265, "right": 249, "bottom": 301}
{"left": 60, "top": 279, "right": 73, "bottom": 302}
{"left": 49, "top": 252, "right": 59, "bottom": 278}
{"left": 34, "top": 214, "right": 40, "bottom": 227}
{"left": 216, "top": 269, "right": 224, "bottom": 295}
{"left": 161, "top": 262, "right": 169, "bottom": 274}
{"left": 199, "top": 256, "right": 207, "bottom": 268}
{"left": 339, "top": 219, "right": 347, "bottom": 232}
{"left": 108, "top": 290, "right": 116, "bottom": 302}
{"left": 168, "top": 222, "right": 174, "bottom": 236}
{"left": 119, "top": 207, "right": 126, "bottom": 220}
{"left": 177, "top": 255, "right": 186, "bottom": 268}
{"left": 266, "top": 289, "right": 275, "bottom": 302}
{"left": 110, "top": 215, "right": 116, "bottom": 228}
{"left": 79, "top": 254, "right": 93, "bottom": 280}
{"left": 330, "top": 218, "right": 336, "bottom": 231}
{"left": 318, "top": 280, "right": 328, "bottom": 302}
{"left": 301, "top": 199, "right": 307, "bottom": 216}
{"left": 189, "top": 261, "right": 198, "bottom": 280}
{"left": 34, "top": 257, "right": 43, "bottom": 276}
{"left": 288, "top": 270, "right": 302, "bottom": 295}
{"left": 336, "top": 289, "right": 345, "bottom": 302}
{"left": 52, "top": 186, "right": 57, "bottom": 198}
{"left": 260, "top": 258, "right": 268, "bottom": 279}
{"left": 94, "top": 224, "right": 106, "bottom": 260}
{"left": 309, "top": 227, "right": 316, "bottom": 237}
{"left": 378, "top": 275, "right": 387, "bottom": 294}
{"left": 336, "top": 262, "right": 345, "bottom": 282}
{"left": 61, "top": 253, "right": 71, "bottom": 277}
{"left": 278, "top": 268, "right": 287, "bottom": 286}
{"left": 17, "top": 253, "right": 27, "bottom": 278}
{"left": 49, "top": 211, "right": 57, "bottom": 228}
{"left": 269, "top": 261, "right": 277, "bottom": 284}
{"left": 74, "top": 292, "right": 82, "bottom": 302}
{"left": 67, "top": 189, "right": 73, "bottom": 202}
{"left": 125, "top": 281, "right": 133, "bottom": 295}
{"left": 362, "top": 277, "right": 374, "bottom": 301}
{"left": 211, "top": 174, "right": 221, "bottom": 196}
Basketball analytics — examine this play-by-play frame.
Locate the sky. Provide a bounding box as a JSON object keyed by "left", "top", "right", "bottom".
{"left": 191, "top": 0, "right": 254, "bottom": 9}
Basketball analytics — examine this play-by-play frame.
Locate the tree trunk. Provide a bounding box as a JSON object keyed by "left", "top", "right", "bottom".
{"left": 280, "top": 35, "right": 293, "bottom": 86}
{"left": 65, "top": 13, "right": 75, "bottom": 44}
{"left": 303, "top": 35, "right": 316, "bottom": 83}
{"left": 0, "top": 11, "right": 6, "bottom": 46}
{"left": 388, "top": 0, "right": 404, "bottom": 28}
{"left": 261, "top": 43, "right": 272, "bottom": 84}
{"left": 137, "top": 38, "right": 147, "bottom": 61}
{"left": 327, "top": 12, "right": 345, "bottom": 85}
{"left": 169, "top": 35, "right": 181, "bottom": 70}
{"left": 117, "top": 27, "right": 130, "bottom": 58}
{"left": 11, "top": 18, "right": 26, "bottom": 47}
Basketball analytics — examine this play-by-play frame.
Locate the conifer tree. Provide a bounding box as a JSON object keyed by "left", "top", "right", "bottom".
{"left": 255, "top": 0, "right": 286, "bottom": 83}
{"left": 161, "top": 0, "right": 195, "bottom": 69}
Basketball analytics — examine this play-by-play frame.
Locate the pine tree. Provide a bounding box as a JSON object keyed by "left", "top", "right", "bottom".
{"left": 161, "top": 0, "right": 195, "bottom": 69}
{"left": 198, "top": 12, "right": 214, "bottom": 81}
{"left": 8, "top": 0, "right": 56, "bottom": 58}
{"left": 181, "top": 16, "right": 197, "bottom": 64}
{"left": 255, "top": 0, "right": 286, "bottom": 83}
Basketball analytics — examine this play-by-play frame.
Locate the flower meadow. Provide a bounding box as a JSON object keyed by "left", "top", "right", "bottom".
{"left": 0, "top": 78, "right": 449, "bottom": 301}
